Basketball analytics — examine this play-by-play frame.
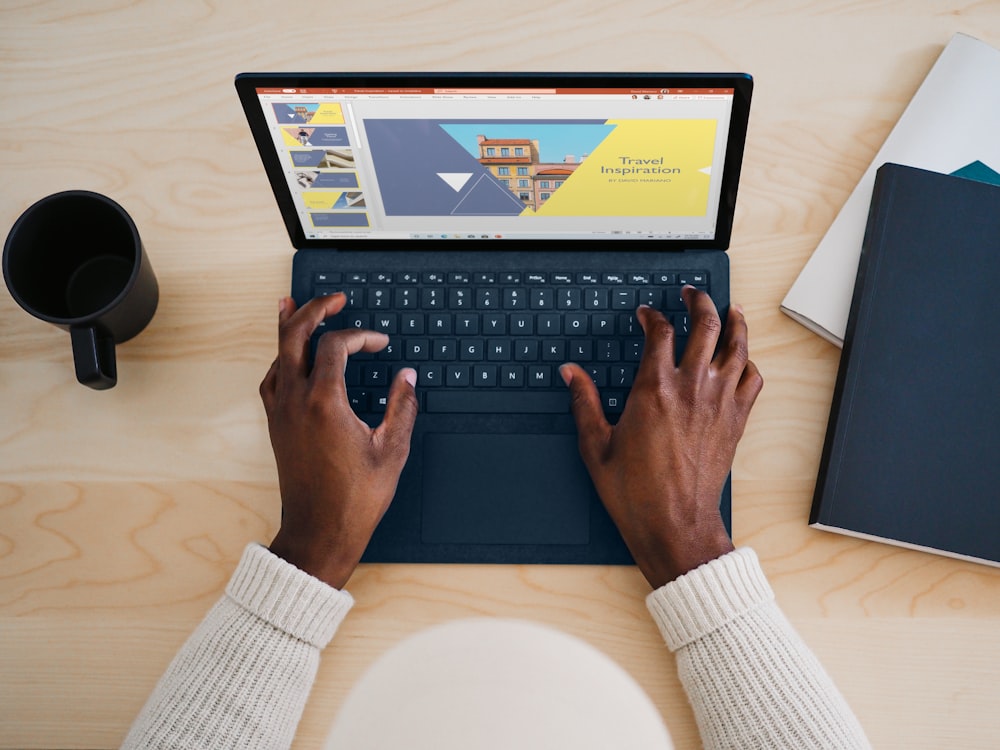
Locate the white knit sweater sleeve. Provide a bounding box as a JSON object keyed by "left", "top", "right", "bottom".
{"left": 646, "top": 547, "right": 871, "bottom": 749}
{"left": 120, "top": 543, "right": 353, "bottom": 750}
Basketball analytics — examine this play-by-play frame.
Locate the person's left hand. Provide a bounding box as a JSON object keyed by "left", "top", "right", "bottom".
{"left": 260, "top": 293, "right": 418, "bottom": 589}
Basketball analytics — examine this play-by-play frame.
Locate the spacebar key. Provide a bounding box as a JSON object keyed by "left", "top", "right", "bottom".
{"left": 425, "top": 390, "right": 570, "bottom": 414}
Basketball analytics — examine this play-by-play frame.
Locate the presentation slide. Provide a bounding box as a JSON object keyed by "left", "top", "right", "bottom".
{"left": 363, "top": 118, "right": 716, "bottom": 218}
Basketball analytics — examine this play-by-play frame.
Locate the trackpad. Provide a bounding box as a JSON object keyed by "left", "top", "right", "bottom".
{"left": 421, "top": 433, "right": 591, "bottom": 545}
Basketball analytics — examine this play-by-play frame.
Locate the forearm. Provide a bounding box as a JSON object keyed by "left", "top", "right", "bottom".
{"left": 646, "top": 548, "right": 871, "bottom": 750}
{"left": 121, "top": 544, "right": 353, "bottom": 750}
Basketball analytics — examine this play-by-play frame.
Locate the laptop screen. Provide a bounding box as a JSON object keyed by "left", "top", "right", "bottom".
{"left": 236, "top": 73, "right": 752, "bottom": 250}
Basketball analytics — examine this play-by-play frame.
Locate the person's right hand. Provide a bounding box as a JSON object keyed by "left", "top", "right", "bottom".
{"left": 560, "top": 287, "right": 763, "bottom": 589}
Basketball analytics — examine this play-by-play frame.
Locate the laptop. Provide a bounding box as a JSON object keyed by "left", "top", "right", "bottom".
{"left": 235, "top": 72, "right": 752, "bottom": 564}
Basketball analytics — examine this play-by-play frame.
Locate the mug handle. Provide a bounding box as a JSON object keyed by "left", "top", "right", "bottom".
{"left": 70, "top": 325, "right": 117, "bottom": 390}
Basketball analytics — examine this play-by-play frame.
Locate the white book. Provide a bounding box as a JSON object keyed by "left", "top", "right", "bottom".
{"left": 780, "top": 33, "right": 1000, "bottom": 346}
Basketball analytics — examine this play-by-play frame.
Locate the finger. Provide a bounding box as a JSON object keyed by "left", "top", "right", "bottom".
{"left": 278, "top": 293, "right": 348, "bottom": 378}
{"left": 560, "top": 363, "right": 612, "bottom": 465}
{"left": 373, "top": 367, "right": 419, "bottom": 461}
{"left": 715, "top": 304, "right": 750, "bottom": 381}
{"left": 734, "top": 358, "right": 764, "bottom": 414}
{"left": 259, "top": 357, "right": 278, "bottom": 413}
{"left": 311, "top": 327, "right": 390, "bottom": 398}
{"left": 632, "top": 305, "right": 676, "bottom": 388}
{"left": 278, "top": 295, "right": 296, "bottom": 325}
{"left": 679, "top": 286, "right": 723, "bottom": 368}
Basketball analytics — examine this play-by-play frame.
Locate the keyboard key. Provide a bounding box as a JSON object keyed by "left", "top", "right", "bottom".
{"left": 586, "top": 365, "right": 607, "bottom": 387}
{"left": 476, "top": 288, "right": 499, "bottom": 309}
{"left": 425, "top": 390, "right": 570, "bottom": 414}
{"left": 678, "top": 272, "right": 708, "bottom": 286}
{"left": 500, "top": 365, "right": 524, "bottom": 387}
{"left": 565, "top": 313, "right": 588, "bottom": 335}
{"left": 395, "top": 288, "right": 417, "bottom": 308}
{"left": 400, "top": 313, "right": 424, "bottom": 334}
{"left": 483, "top": 313, "right": 506, "bottom": 334}
{"left": 527, "top": 365, "right": 552, "bottom": 387}
{"left": 429, "top": 313, "right": 451, "bottom": 333}
{"left": 432, "top": 339, "right": 456, "bottom": 360}
{"left": 530, "top": 288, "right": 554, "bottom": 309}
{"left": 473, "top": 365, "right": 497, "bottom": 387}
{"left": 569, "top": 340, "right": 593, "bottom": 362}
{"left": 405, "top": 339, "right": 429, "bottom": 360}
{"left": 418, "top": 365, "right": 442, "bottom": 387}
{"left": 542, "top": 340, "right": 566, "bottom": 362}
{"left": 445, "top": 365, "right": 471, "bottom": 386}
{"left": 455, "top": 313, "right": 479, "bottom": 334}
{"left": 459, "top": 339, "right": 484, "bottom": 361}
{"left": 557, "top": 288, "right": 581, "bottom": 309}
{"left": 486, "top": 339, "right": 510, "bottom": 361}
{"left": 592, "top": 313, "right": 616, "bottom": 335}
{"left": 603, "top": 392, "right": 626, "bottom": 414}
{"left": 363, "top": 364, "right": 389, "bottom": 386}
{"left": 537, "top": 313, "right": 561, "bottom": 335}
{"left": 509, "top": 313, "right": 533, "bottom": 335}
{"left": 514, "top": 340, "right": 539, "bottom": 361}
{"left": 449, "top": 287, "right": 472, "bottom": 308}
{"left": 612, "top": 289, "right": 636, "bottom": 309}
{"left": 597, "top": 340, "right": 621, "bottom": 362}
{"left": 665, "top": 286, "right": 687, "bottom": 311}
{"left": 584, "top": 288, "right": 608, "bottom": 309}
{"left": 610, "top": 366, "right": 634, "bottom": 387}
{"left": 503, "top": 288, "right": 527, "bottom": 310}
{"left": 372, "top": 312, "right": 397, "bottom": 334}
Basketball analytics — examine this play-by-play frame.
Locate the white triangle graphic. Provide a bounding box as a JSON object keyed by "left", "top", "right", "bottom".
{"left": 438, "top": 172, "right": 473, "bottom": 192}
{"left": 699, "top": 165, "right": 712, "bottom": 176}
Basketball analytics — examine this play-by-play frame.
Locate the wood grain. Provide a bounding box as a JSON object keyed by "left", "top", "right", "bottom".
{"left": 3, "top": 1, "right": 1000, "bottom": 747}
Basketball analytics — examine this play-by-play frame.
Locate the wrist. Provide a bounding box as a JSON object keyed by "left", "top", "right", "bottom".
{"left": 633, "top": 522, "right": 734, "bottom": 589}
{"left": 268, "top": 530, "right": 359, "bottom": 590}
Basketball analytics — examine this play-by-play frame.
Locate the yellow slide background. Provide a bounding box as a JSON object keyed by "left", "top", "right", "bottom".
{"left": 529, "top": 119, "right": 716, "bottom": 217}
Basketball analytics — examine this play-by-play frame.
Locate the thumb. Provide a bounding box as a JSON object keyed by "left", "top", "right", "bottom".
{"left": 375, "top": 367, "right": 419, "bottom": 462}
{"left": 560, "top": 363, "right": 611, "bottom": 464}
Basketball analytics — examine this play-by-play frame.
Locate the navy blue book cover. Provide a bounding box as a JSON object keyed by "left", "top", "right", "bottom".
{"left": 810, "top": 163, "right": 1000, "bottom": 566}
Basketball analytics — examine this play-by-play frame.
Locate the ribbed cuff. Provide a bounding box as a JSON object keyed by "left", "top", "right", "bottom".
{"left": 645, "top": 547, "right": 773, "bottom": 652}
{"left": 225, "top": 543, "right": 354, "bottom": 650}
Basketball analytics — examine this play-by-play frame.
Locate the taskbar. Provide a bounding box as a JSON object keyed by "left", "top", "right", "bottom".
{"left": 303, "top": 230, "right": 714, "bottom": 241}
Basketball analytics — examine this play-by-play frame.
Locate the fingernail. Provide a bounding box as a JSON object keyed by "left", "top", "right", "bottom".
{"left": 278, "top": 297, "right": 288, "bottom": 313}
{"left": 558, "top": 364, "right": 572, "bottom": 386}
{"left": 403, "top": 368, "right": 417, "bottom": 387}
{"left": 734, "top": 304, "right": 744, "bottom": 314}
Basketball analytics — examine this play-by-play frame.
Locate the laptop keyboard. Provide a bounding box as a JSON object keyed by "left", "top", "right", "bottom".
{"left": 311, "top": 269, "right": 711, "bottom": 419}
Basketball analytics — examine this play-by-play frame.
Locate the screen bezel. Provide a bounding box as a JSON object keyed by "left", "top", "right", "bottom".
{"left": 235, "top": 71, "right": 752, "bottom": 252}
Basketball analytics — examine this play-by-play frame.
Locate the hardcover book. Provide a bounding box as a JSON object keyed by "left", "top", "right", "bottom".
{"left": 810, "top": 163, "right": 1000, "bottom": 567}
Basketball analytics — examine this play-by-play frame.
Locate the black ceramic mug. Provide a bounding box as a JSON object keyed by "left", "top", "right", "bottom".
{"left": 3, "top": 191, "right": 158, "bottom": 389}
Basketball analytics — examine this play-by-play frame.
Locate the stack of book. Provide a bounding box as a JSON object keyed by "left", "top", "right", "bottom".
{"left": 781, "top": 33, "right": 1000, "bottom": 346}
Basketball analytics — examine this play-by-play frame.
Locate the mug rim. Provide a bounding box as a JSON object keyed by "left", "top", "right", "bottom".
{"left": 2, "top": 190, "right": 143, "bottom": 325}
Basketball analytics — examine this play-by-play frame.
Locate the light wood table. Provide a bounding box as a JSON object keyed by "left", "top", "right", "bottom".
{"left": 2, "top": 2, "right": 999, "bottom": 747}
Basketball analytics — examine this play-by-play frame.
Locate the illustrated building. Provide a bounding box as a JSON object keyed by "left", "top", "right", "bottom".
{"left": 475, "top": 134, "right": 582, "bottom": 210}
